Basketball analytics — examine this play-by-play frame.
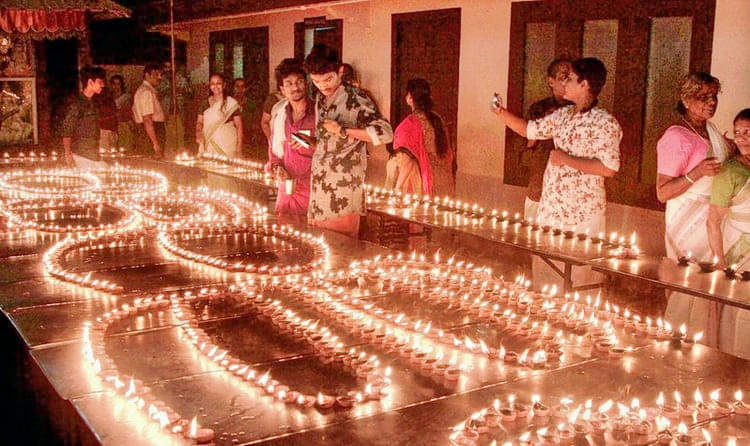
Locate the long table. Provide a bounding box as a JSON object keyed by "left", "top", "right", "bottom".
{"left": 1, "top": 163, "right": 749, "bottom": 445}
{"left": 590, "top": 256, "right": 750, "bottom": 311}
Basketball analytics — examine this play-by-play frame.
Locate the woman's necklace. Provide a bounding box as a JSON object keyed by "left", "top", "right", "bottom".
{"left": 681, "top": 116, "right": 708, "bottom": 140}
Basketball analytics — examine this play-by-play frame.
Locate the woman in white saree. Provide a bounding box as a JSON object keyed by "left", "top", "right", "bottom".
{"left": 707, "top": 108, "right": 750, "bottom": 359}
{"left": 196, "top": 73, "right": 243, "bottom": 158}
{"left": 655, "top": 73, "right": 731, "bottom": 347}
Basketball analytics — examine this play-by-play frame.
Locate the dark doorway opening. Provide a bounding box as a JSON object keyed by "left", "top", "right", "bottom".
{"left": 391, "top": 8, "right": 461, "bottom": 163}
{"left": 208, "top": 26, "right": 269, "bottom": 158}
{"left": 44, "top": 39, "right": 79, "bottom": 139}
{"left": 294, "top": 18, "right": 343, "bottom": 60}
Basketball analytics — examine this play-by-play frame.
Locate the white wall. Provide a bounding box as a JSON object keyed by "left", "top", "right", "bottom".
{"left": 711, "top": 0, "right": 750, "bottom": 133}
{"left": 180, "top": 0, "right": 750, "bottom": 255}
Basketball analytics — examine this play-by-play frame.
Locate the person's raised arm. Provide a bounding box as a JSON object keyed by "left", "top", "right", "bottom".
{"left": 490, "top": 94, "right": 529, "bottom": 138}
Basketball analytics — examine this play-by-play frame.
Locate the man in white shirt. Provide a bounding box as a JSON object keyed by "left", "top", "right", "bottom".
{"left": 133, "top": 63, "right": 165, "bottom": 159}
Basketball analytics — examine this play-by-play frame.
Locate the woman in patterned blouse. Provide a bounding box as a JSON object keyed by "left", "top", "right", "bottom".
{"left": 304, "top": 45, "right": 393, "bottom": 238}
{"left": 491, "top": 57, "right": 622, "bottom": 290}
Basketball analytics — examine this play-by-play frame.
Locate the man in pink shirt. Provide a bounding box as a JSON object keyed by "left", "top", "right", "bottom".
{"left": 266, "top": 58, "right": 316, "bottom": 221}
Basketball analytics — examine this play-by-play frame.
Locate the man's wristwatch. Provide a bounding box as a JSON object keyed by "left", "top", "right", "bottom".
{"left": 339, "top": 127, "right": 348, "bottom": 139}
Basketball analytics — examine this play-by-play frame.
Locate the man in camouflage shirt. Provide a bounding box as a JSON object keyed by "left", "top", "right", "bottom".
{"left": 304, "top": 45, "right": 393, "bottom": 237}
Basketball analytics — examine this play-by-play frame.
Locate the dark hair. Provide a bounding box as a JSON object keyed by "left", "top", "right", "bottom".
{"left": 143, "top": 63, "right": 162, "bottom": 77}
{"left": 274, "top": 58, "right": 306, "bottom": 87}
{"left": 406, "top": 78, "right": 451, "bottom": 159}
{"left": 110, "top": 74, "right": 125, "bottom": 90}
{"left": 81, "top": 66, "right": 105, "bottom": 87}
{"left": 677, "top": 72, "right": 721, "bottom": 115}
{"left": 208, "top": 72, "right": 228, "bottom": 112}
{"left": 571, "top": 57, "right": 607, "bottom": 96}
{"left": 547, "top": 58, "right": 572, "bottom": 78}
{"left": 304, "top": 44, "right": 341, "bottom": 75}
{"left": 341, "top": 63, "right": 357, "bottom": 84}
{"left": 735, "top": 108, "right": 750, "bottom": 125}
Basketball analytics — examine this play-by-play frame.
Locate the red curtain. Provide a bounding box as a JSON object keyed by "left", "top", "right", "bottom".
{"left": 0, "top": 9, "right": 86, "bottom": 34}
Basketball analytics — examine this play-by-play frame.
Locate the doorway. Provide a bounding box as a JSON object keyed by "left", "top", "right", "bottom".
{"left": 209, "top": 26, "right": 269, "bottom": 158}
{"left": 44, "top": 39, "right": 79, "bottom": 138}
{"left": 391, "top": 8, "right": 461, "bottom": 164}
{"left": 294, "top": 18, "right": 343, "bottom": 60}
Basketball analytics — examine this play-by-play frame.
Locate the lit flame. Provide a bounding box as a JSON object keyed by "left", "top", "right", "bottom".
{"left": 674, "top": 391, "right": 683, "bottom": 405}
{"left": 189, "top": 416, "right": 198, "bottom": 438}
{"left": 710, "top": 389, "right": 720, "bottom": 402}
{"left": 617, "top": 403, "right": 629, "bottom": 417}
{"left": 678, "top": 422, "right": 688, "bottom": 435}
{"left": 656, "top": 392, "right": 665, "bottom": 408}
{"left": 694, "top": 331, "right": 704, "bottom": 342}
{"left": 735, "top": 390, "right": 743, "bottom": 402}
{"left": 701, "top": 428, "right": 711, "bottom": 442}
{"left": 598, "top": 400, "right": 613, "bottom": 414}
{"left": 518, "top": 349, "right": 529, "bottom": 364}
{"left": 694, "top": 388, "right": 704, "bottom": 404}
{"left": 680, "top": 323, "right": 687, "bottom": 336}
{"left": 638, "top": 409, "right": 647, "bottom": 421}
{"left": 656, "top": 416, "right": 670, "bottom": 432}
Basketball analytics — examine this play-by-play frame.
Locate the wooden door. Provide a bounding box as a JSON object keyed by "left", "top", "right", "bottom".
{"left": 392, "top": 8, "right": 461, "bottom": 161}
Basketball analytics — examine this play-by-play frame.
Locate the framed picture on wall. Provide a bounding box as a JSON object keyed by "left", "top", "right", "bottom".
{"left": 0, "top": 77, "right": 38, "bottom": 146}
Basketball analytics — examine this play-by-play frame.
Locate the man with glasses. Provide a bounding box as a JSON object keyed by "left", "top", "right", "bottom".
{"left": 523, "top": 58, "right": 573, "bottom": 221}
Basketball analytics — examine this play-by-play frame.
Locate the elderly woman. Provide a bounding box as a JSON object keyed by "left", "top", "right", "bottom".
{"left": 706, "top": 108, "right": 750, "bottom": 359}
{"left": 656, "top": 72, "right": 732, "bottom": 346}
{"left": 196, "top": 73, "right": 243, "bottom": 158}
{"left": 386, "top": 78, "right": 453, "bottom": 196}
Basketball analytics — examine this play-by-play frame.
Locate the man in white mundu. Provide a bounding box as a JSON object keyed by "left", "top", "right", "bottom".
{"left": 656, "top": 72, "right": 730, "bottom": 346}
{"left": 492, "top": 58, "right": 622, "bottom": 290}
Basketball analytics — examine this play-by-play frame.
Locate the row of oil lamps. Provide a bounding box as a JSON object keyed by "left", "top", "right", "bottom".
{"left": 157, "top": 223, "right": 329, "bottom": 275}
{"left": 173, "top": 287, "right": 390, "bottom": 409}
{"left": 175, "top": 153, "right": 273, "bottom": 185}
{"left": 450, "top": 390, "right": 749, "bottom": 445}
{"left": 10, "top": 167, "right": 735, "bottom": 444}
{"left": 0, "top": 167, "right": 168, "bottom": 200}
{"left": 82, "top": 294, "right": 216, "bottom": 444}
{"left": 43, "top": 221, "right": 331, "bottom": 292}
{"left": 1, "top": 185, "right": 266, "bottom": 235}
{"left": 364, "top": 185, "right": 641, "bottom": 256}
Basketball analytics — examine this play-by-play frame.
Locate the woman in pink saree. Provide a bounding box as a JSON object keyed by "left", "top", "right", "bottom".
{"left": 386, "top": 78, "right": 454, "bottom": 196}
